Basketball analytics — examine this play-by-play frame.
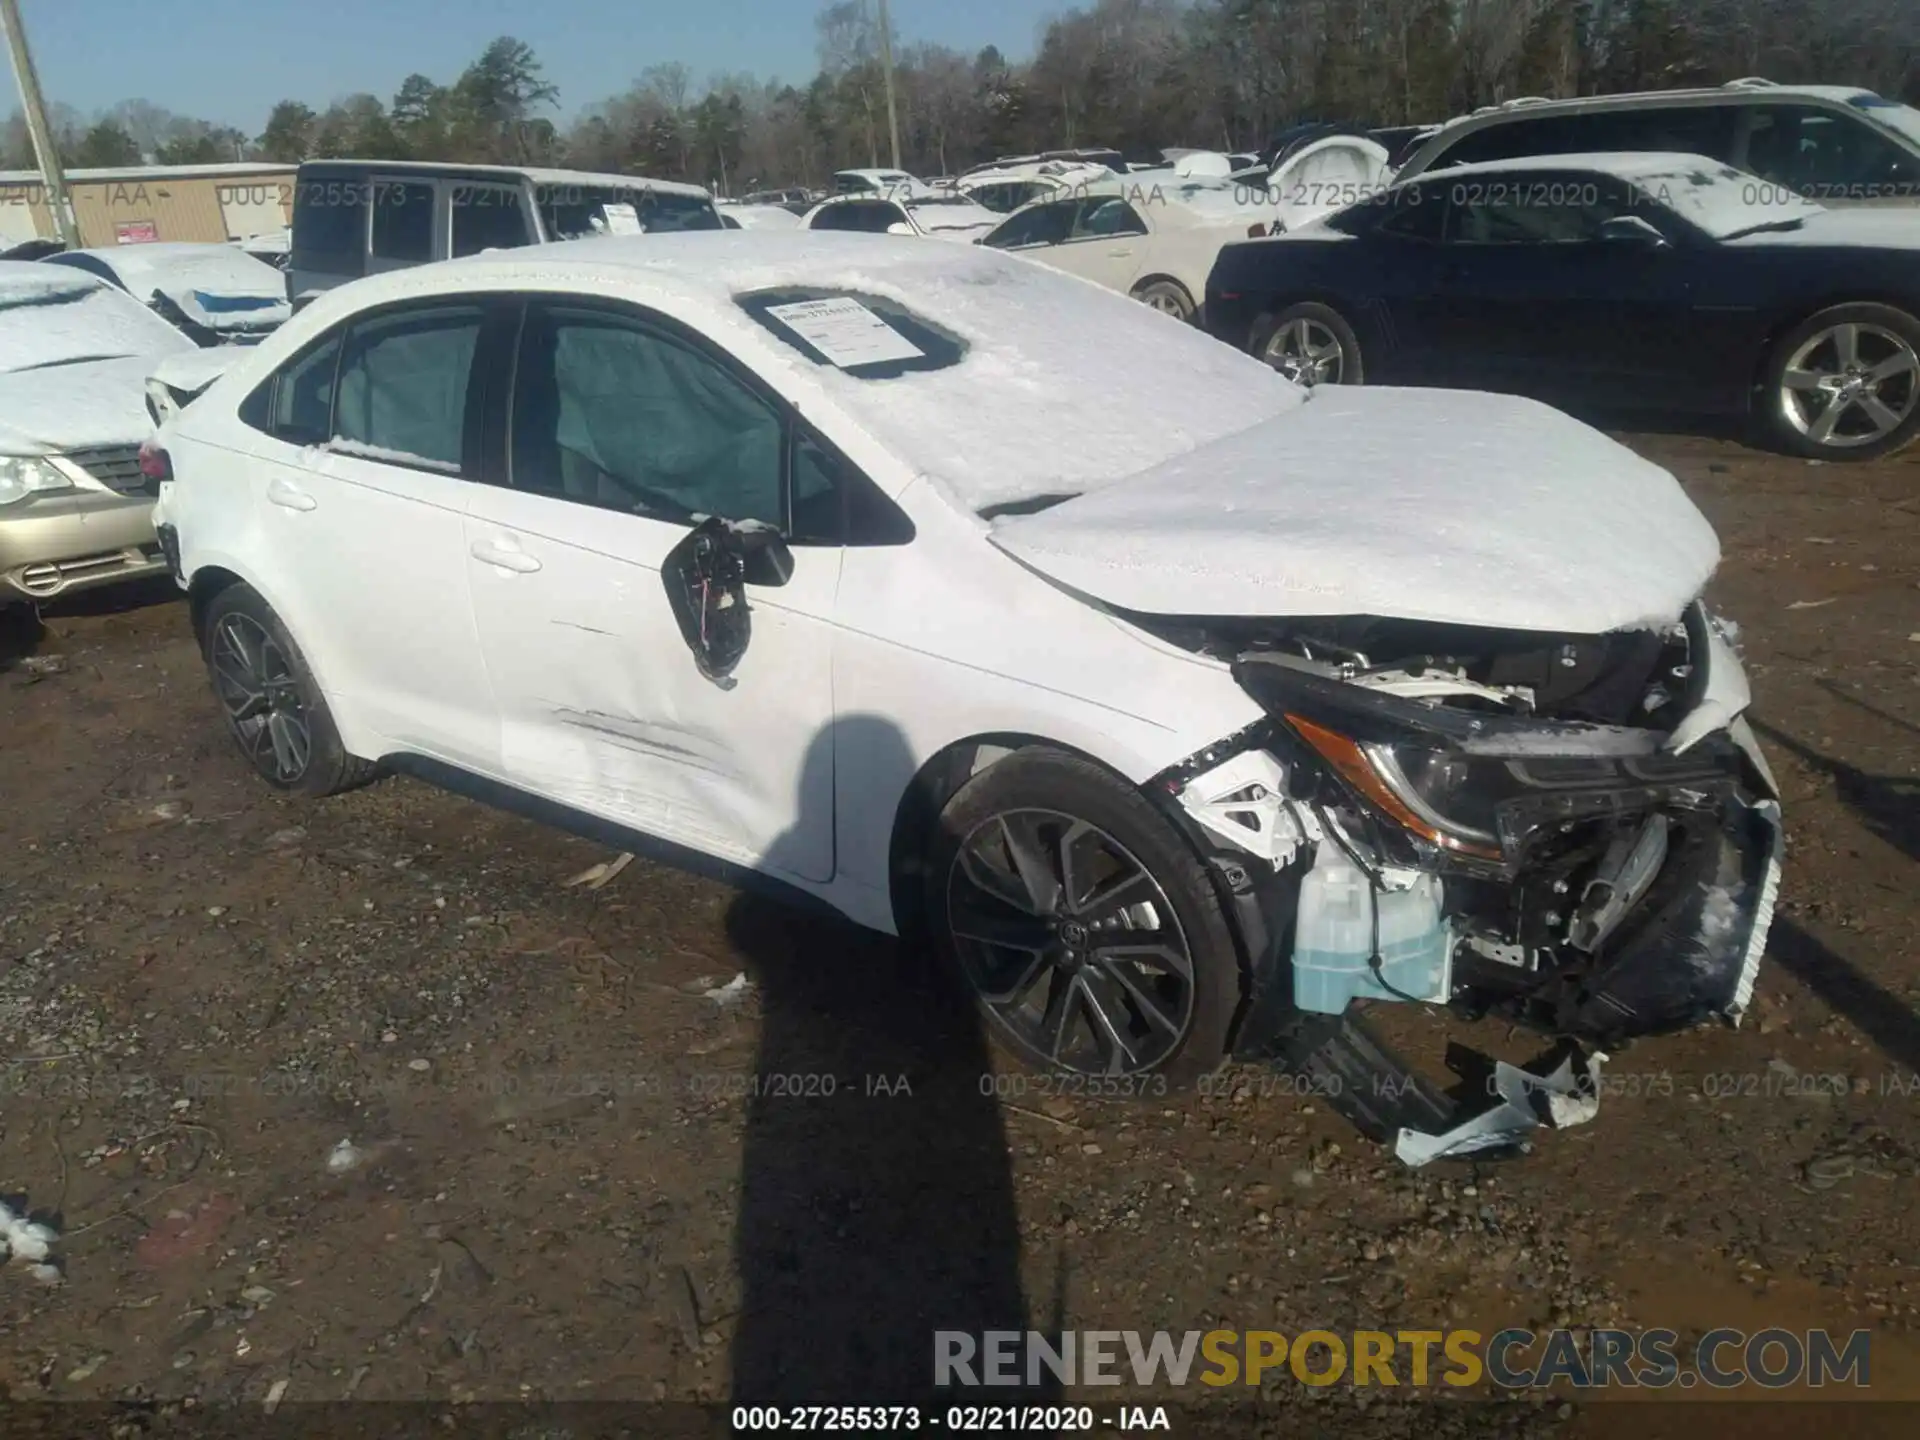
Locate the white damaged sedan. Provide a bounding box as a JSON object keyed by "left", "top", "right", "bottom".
{"left": 148, "top": 232, "right": 1780, "bottom": 1155}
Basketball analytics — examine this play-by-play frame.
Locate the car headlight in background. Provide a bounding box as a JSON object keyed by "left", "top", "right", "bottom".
{"left": 0, "top": 455, "right": 74, "bottom": 507}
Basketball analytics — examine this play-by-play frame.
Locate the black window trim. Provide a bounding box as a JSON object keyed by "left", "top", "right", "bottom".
{"left": 244, "top": 294, "right": 507, "bottom": 478}
{"left": 480, "top": 291, "right": 914, "bottom": 548}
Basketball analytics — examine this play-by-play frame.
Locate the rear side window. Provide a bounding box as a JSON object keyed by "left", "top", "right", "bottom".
{"left": 1073, "top": 197, "right": 1148, "bottom": 238}
{"left": 333, "top": 305, "right": 484, "bottom": 471}
{"left": 371, "top": 181, "right": 435, "bottom": 262}
{"left": 292, "top": 173, "right": 367, "bottom": 272}
{"left": 982, "top": 200, "right": 1076, "bottom": 249}
{"left": 1433, "top": 106, "right": 1738, "bottom": 170}
{"left": 265, "top": 333, "right": 342, "bottom": 445}
{"left": 452, "top": 185, "right": 532, "bottom": 256}
{"left": 1743, "top": 104, "right": 1919, "bottom": 197}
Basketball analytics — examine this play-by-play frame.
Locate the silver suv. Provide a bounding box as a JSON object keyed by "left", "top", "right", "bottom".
{"left": 1394, "top": 80, "right": 1920, "bottom": 204}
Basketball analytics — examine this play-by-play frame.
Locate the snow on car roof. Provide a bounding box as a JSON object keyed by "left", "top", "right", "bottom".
{"left": 1406, "top": 151, "right": 1825, "bottom": 239}
{"left": 298, "top": 159, "right": 711, "bottom": 198}
{"left": 1429, "top": 84, "right": 1896, "bottom": 133}
{"left": 316, "top": 232, "right": 1303, "bottom": 514}
{"left": 1066, "top": 174, "right": 1272, "bottom": 228}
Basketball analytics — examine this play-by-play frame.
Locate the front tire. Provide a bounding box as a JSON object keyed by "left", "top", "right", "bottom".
{"left": 1762, "top": 302, "right": 1920, "bottom": 461}
{"left": 1252, "top": 301, "right": 1365, "bottom": 387}
{"left": 926, "top": 748, "right": 1242, "bottom": 1089}
{"left": 201, "top": 583, "right": 378, "bottom": 797}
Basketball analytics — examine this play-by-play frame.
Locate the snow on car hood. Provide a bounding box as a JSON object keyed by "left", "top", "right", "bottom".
{"left": 1725, "top": 205, "right": 1920, "bottom": 249}
{"left": 989, "top": 387, "right": 1721, "bottom": 635}
{"left": 0, "top": 355, "right": 164, "bottom": 455}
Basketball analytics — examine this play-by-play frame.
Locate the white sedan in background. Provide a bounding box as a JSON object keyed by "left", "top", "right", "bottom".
{"left": 145, "top": 232, "right": 1779, "bottom": 1159}
{"left": 45, "top": 242, "right": 291, "bottom": 346}
{"left": 978, "top": 176, "right": 1273, "bottom": 321}
{"left": 802, "top": 193, "right": 1001, "bottom": 243}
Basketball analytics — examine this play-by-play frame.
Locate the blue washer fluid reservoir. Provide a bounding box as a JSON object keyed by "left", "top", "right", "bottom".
{"left": 1291, "top": 843, "right": 1453, "bottom": 1014}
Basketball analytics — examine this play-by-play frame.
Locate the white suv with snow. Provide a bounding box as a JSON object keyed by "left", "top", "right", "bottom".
{"left": 148, "top": 231, "right": 1780, "bottom": 1160}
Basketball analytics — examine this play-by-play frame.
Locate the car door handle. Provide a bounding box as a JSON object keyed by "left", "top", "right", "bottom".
{"left": 266, "top": 478, "right": 316, "bottom": 512}
{"left": 469, "top": 538, "right": 542, "bottom": 574}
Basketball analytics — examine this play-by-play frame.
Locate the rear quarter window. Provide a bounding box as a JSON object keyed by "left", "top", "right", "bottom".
{"left": 292, "top": 169, "right": 368, "bottom": 273}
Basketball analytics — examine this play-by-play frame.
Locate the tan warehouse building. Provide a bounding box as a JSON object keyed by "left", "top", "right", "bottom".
{"left": 0, "top": 162, "right": 295, "bottom": 249}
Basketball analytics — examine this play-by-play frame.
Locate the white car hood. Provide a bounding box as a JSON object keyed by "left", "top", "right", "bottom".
{"left": 988, "top": 387, "right": 1721, "bottom": 636}
{"left": 0, "top": 354, "right": 163, "bottom": 455}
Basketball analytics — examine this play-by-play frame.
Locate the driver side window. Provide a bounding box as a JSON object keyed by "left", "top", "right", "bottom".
{"left": 508, "top": 304, "right": 784, "bottom": 529}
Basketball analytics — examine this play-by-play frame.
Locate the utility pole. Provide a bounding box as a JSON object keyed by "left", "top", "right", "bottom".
{"left": 0, "top": 0, "right": 79, "bottom": 249}
{"left": 875, "top": 0, "right": 902, "bottom": 171}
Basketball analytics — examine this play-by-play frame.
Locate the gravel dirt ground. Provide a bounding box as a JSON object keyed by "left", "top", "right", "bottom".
{"left": 0, "top": 433, "right": 1916, "bottom": 1436}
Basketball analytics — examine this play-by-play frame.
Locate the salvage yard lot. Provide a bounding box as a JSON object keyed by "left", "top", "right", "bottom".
{"left": 1, "top": 431, "right": 1917, "bottom": 1425}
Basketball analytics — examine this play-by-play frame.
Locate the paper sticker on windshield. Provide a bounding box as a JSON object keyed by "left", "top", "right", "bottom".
{"left": 600, "top": 202, "right": 642, "bottom": 234}
{"left": 765, "top": 296, "right": 925, "bottom": 368}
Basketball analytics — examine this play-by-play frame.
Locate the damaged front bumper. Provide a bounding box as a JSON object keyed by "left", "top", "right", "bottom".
{"left": 1156, "top": 605, "right": 1782, "bottom": 1162}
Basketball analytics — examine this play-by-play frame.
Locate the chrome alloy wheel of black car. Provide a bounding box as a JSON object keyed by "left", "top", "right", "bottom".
{"left": 210, "top": 612, "right": 312, "bottom": 784}
{"left": 1777, "top": 320, "right": 1920, "bottom": 450}
{"left": 1261, "top": 315, "right": 1349, "bottom": 386}
{"left": 945, "top": 808, "right": 1196, "bottom": 1076}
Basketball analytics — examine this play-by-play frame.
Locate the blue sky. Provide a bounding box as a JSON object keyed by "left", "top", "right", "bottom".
{"left": 24, "top": 0, "right": 1070, "bottom": 133}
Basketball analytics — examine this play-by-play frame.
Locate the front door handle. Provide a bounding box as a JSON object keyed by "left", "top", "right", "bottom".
{"left": 266, "top": 478, "right": 316, "bottom": 512}
{"left": 470, "top": 538, "right": 542, "bottom": 574}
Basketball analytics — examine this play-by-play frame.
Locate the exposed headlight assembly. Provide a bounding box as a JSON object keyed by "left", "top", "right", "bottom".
{"left": 1235, "top": 658, "right": 1739, "bottom": 870}
{"left": 0, "top": 455, "right": 73, "bottom": 507}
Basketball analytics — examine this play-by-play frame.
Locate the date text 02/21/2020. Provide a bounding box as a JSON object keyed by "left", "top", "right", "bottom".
{"left": 729, "top": 1405, "right": 1171, "bottom": 1432}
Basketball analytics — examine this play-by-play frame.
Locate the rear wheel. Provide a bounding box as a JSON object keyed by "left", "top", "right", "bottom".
{"left": 201, "top": 583, "right": 379, "bottom": 797}
{"left": 1253, "top": 301, "right": 1364, "bottom": 387}
{"left": 1763, "top": 303, "right": 1920, "bottom": 461}
{"left": 926, "top": 748, "right": 1242, "bottom": 1089}
{"left": 1132, "top": 278, "right": 1195, "bottom": 323}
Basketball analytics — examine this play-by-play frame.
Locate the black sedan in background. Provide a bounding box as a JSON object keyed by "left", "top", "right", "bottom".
{"left": 1205, "top": 151, "right": 1920, "bottom": 460}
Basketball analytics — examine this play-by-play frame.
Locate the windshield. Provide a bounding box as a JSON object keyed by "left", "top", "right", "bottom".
{"left": 0, "top": 281, "right": 190, "bottom": 373}
{"left": 725, "top": 245, "right": 1301, "bottom": 515}
{"left": 902, "top": 196, "right": 998, "bottom": 230}
{"left": 540, "top": 186, "right": 722, "bottom": 239}
{"left": 1852, "top": 95, "right": 1920, "bottom": 149}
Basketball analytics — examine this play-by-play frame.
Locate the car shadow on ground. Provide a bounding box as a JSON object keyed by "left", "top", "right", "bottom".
{"left": 1750, "top": 715, "right": 1920, "bottom": 865}
{"left": 724, "top": 716, "right": 1061, "bottom": 1406}
{"left": 1747, "top": 712, "right": 1920, "bottom": 1075}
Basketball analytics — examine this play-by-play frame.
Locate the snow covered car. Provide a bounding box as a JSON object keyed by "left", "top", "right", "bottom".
{"left": 956, "top": 160, "right": 1114, "bottom": 215}
{"left": 0, "top": 263, "right": 195, "bottom": 606}
{"left": 147, "top": 233, "right": 1780, "bottom": 1158}
{"left": 980, "top": 176, "right": 1274, "bottom": 322}
{"left": 801, "top": 193, "right": 1001, "bottom": 243}
{"left": 45, "top": 243, "right": 292, "bottom": 346}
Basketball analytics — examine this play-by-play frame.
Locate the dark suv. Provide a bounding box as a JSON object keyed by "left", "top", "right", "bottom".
{"left": 1395, "top": 81, "right": 1920, "bottom": 204}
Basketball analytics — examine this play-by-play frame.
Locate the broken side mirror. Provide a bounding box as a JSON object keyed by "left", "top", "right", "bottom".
{"left": 661, "top": 518, "right": 793, "bottom": 689}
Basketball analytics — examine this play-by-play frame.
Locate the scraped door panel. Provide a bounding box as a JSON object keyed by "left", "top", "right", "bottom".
{"left": 462, "top": 492, "right": 840, "bottom": 882}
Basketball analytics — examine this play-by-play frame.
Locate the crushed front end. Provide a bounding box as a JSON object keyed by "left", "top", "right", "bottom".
{"left": 1147, "top": 601, "right": 1782, "bottom": 1162}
